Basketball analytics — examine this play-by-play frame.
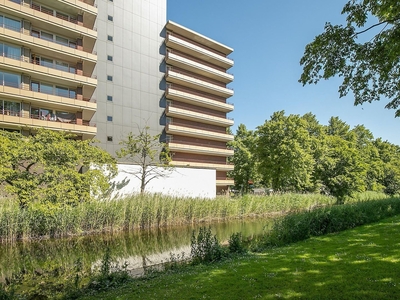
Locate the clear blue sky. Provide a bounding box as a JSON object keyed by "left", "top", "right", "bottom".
{"left": 167, "top": 0, "right": 400, "bottom": 145}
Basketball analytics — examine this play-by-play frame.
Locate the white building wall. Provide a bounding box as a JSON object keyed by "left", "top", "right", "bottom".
{"left": 111, "top": 164, "right": 216, "bottom": 199}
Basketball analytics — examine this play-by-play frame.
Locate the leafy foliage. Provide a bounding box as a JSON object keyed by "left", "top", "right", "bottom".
{"left": 228, "top": 111, "right": 400, "bottom": 198}
{"left": 228, "top": 232, "right": 247, "bottom": 254}
{"left": 259, "top": 197, "right": 400, "bottom": 249}
{"left": 299, "top": 0, "right": 400, "bottom": 116}
{"left": 228, "top": 124, "right": 259, "bottom": 193}
{"left": 0, "top": 129, "right": 116, "bottom": 208}
{"left": 255, "top": 111, "right": 315, "bottom": 192}
{"left": 190, "top": 227, "right": 224, "bottom": 264}
{"left": 116, "top": 126, "right": 172, "bottom": 194}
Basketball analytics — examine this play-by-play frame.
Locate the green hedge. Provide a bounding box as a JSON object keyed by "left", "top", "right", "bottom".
{"left": 260, "top": 197, "right": 400, "bottom": 248}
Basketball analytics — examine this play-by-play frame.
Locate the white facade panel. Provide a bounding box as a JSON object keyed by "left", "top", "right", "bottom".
{"left": 110, "top": 165, "right": 216, "bottom": 199}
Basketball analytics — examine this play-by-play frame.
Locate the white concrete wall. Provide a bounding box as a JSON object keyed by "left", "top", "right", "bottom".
{"left": 110, "top": 164, "right": 216, "bottom": 199}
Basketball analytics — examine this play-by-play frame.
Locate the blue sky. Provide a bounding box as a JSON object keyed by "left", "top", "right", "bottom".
{"left": 167, "top": 0, "right": 400, "bottom": 145}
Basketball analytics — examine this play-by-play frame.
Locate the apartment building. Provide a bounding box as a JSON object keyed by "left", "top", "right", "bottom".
{"left": 0, "top": 0, "right": 234, "bottom": 193}
{"left": 164, "top": 21, "right": 234, "bottom": 193}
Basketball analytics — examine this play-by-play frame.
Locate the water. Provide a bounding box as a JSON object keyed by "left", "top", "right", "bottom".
{"left": 0, "top": 218, "right": 274, "bottom": 281}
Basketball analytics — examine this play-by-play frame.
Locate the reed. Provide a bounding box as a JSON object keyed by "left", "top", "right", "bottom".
{"left": 258, "top": 195, "right": 400, "bottom": 249}
{"left": 0, "top": 193, "right": 335, "bottom": 242}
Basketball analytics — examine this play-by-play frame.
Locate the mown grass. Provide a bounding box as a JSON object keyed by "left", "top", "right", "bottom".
{"left": 0, "top": 193, "right": 334, "bottom": 241}
{"left": 79, "top": 215, "right": 400, "bottom": 300}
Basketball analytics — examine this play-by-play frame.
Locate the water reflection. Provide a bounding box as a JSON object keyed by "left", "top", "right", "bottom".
{"left": 0, "top": 218, "right": 273, "bottom": 278}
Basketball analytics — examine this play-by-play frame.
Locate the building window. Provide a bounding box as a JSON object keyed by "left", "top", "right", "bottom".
{"left": 107, "top": 136, "right": 113, "bottom": 142}
{"left": 107, "top": 35, "right": 113, "bottom": 42}
{"left": 107, "top": 15, "right": 113, "bottom": 21}
{"left": 107, "top": 75, "right": 113, "bottom": 81}
{"left": 107, "top": 95, "right": 113, "bottom": 101}
{"left": 107, "top": 116, "right": 113, "bottom": 121}
{"left": 107, "top": 55, "right": 113, "bottom": 61}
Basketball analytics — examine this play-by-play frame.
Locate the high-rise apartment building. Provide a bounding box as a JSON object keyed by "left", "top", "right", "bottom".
{"left": 0, "top": 0, "right": 234, "bottom": 193}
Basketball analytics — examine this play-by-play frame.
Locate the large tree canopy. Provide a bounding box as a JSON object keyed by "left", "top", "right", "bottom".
{"left": 299, "top": 0, "right": 400, "bottom": 116}
{"left": 0, "top": 129, "right": 117, "bottom": 208}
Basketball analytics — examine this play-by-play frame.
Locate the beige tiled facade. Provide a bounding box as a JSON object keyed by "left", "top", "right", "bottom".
{"left": 0, "top": 0, "right": 97, "bottom": 139}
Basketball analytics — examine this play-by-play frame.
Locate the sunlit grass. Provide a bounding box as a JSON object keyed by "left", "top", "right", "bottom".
{"left": 80, "top": 215, "right": 400, "bottom": 299}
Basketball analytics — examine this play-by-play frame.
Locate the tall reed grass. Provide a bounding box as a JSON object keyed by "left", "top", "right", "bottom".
{"left": 0, "top": 193, "right": 334, "bottom": 241}
{"left": 258, "top": 196, "right": 400, "bottom": 249}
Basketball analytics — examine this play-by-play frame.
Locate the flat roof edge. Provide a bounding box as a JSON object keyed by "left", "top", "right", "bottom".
{"left": 166, "top": 20, "right": 233, "bottom": 55}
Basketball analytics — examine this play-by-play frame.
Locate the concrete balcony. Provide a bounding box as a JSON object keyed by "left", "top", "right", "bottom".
{"left": 169, "top": 142, "right": 234, "bottom": 157}
{"left": 166, "top": 105, "right": 234, "bottom": 127}
{"left": 0, "top": 27, "right": 97, "bottom": 64}
{"left": 216, "top": 179, "right": 235, "bottom": 186}
{"left": 0, "top": 85, "right": 96, "bottom": 120}
{"left": 0, "top": 113, "right": 96, "bottom": 137}
{"left": 55, "top": 0, "right": 97, "bottom": 16}
{"left": 170, "top": 160, "right": 234, "bottom": 171}
{"left": 166, "top": 33, "right": 233, "bottom": 69}
{"left": 1, "top": 0, "right": 97, "bottom": 40}
{"left": 166, "top": 50, "right": 233, "bottom": 84}
{"left": 0, "top": 56, "right": 97, "bottom": 89}
{"left": 166, "top": 68, "right": 233, "bottom": 98}
{"left": 166, "top": 85, "right": 233, "bottom": 112}
{"left": 166, "top": 124, "right": 234, "bottom": 142}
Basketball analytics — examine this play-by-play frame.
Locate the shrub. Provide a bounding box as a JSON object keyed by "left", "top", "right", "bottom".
{"left": 259, "top": 197, "right": 400, "bottom": 249}
{"left": 190, "top": 227, "right": 224, "bottom": 264}
{"left": 228, "top": 232, "right": 247, "bottom": 254}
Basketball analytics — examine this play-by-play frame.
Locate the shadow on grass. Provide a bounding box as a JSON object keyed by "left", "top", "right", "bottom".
{"left": 135, "top": 217, "right": 400, "bottom": 300}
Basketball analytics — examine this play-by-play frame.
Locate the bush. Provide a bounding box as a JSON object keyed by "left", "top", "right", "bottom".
{"left": 259, "top": 197, "right": 400, "bottom": 249}
{"left": 228, "top": 232, "right": 247, "bottom": 254}
{"left": 190, "top": 227, "right": 224, "bottom": 264}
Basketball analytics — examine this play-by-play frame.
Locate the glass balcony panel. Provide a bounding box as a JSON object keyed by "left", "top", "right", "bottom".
{"left": 55, "top": 86, "right": 69, "bottom": 98}
{"left": 3, "top": 44, "right": 21, "bottom": 60}
{"left": 40, "top": 83, "right": 53, "bottom": 95}
{"left": 56, "top": 61, "right": 69, "bottom": 72}
{"left": 0, "top": 71, "right": 20, "bottom": 88}
{"left": 41, "top": 31, "right": 53, "bottom": 42}
{"left": 40, "top": 58, "right": 53, "bottom": 68}
{"left": 56, "top": 36, "right": 69, "bottom": 47}
{"left": 3, "top": 17, "right": 20, "bottom": 32}
{"left": 1, "top": 100, "right": 21, "bottom": 116}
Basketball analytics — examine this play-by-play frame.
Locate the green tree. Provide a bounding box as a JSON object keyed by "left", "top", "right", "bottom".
{"left": 116, "top": 126, "right": 172, "bottom": 194}
{"left": 0, "top": 129, "right": 116, "bottom": 208}
{"left": 315, "top": 134, "right": 367, "bottom": 201}
{"left": 373, "top": 138, "right": 400, "bottom": 195}
{"left": 255, "top": 111, "right": 315, "bottom": 192}
{"left": 299, "top": 0, "right": 400, "bottom": 116}
{"left": 351, "top": 125, "right": 384, "bottom": 191}
{"left": 228, "top": 124, "right": 259, "bottom": 194}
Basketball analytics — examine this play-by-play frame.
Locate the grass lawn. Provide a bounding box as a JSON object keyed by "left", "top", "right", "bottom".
{"left": 81, "top": 216, "right": 400, "bottom": 299}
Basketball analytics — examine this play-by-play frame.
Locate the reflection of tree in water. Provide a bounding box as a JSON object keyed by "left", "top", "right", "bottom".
{"left": 0, "top": 219, "right": 271, "bottom": 279}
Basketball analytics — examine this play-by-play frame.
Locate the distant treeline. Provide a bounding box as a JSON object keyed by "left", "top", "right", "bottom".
{"left": 229, "top": 111, "right": 400, "bottom": 199}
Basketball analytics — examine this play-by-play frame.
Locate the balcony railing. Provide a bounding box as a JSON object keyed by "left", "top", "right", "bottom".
{"left": 29, "top": 2, "right": 96, "bottom": 30}
{"left": 167, "top": 84, "right": 226, "bottom": 103}
{"left": 2, "top": 53, "right": 96, "bottom": 78}
{"left": 169, "top": 140, "right": 228, "bottom": 150}
{"left": 173, "top": 157, "right": 233, "bottom": 165}
{"left": 0, "top": 110, "right": 95, "bottom": 127}
{"left": 167, "top": 66, "right": 228, "bottom": 88}
{"left": 167, "top": 101, "right": 227, "bottom": 119}
{"left": 166, "top": 121, "right": 226, "bottom": 135}
{"left": 0, "top": 81, "right": 94, "bottom": 103}
{"left": 0, "top": 23, "right": 97, "bottom": 55}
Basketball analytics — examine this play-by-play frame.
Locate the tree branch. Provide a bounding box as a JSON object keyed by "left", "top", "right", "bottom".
{"left": 354, "top": 17, "right": 400, "bottom": 37}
